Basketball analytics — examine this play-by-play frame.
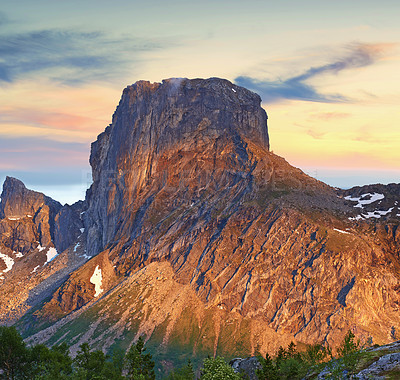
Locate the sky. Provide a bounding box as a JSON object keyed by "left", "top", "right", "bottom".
{"left": 1, "top": 0, "right": 399, "bottom": 204}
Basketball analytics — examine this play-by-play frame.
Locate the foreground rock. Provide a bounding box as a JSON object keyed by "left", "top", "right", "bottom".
{"left": 355, "top": 352, "right": 400, "bottom": 379}
{"left": 230, "top": 357, "right": 261, "bottom": 379}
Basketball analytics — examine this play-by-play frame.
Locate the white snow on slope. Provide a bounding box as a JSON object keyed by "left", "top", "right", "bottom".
{"left": 31, "top": 265, "right": 40, "bottom": 273}
{"left": 45, "top": 247, "right": 58, "bottom": 264}
{"left": 333, "top": 228, "right": 351, "bottom": 234}
{"left": 362, "top": 208, "right": 394, "bottom": 219}
{"left": 73, "top": 242, "right": 80, "bottom": 252}
{"left": 0, "top": 252, "right": 15, "bottom": 274}
{"left": 90, "top": 265, "right": 103, "bottom": 297}
{"left": 37, "top": 244, "right": 46, "bottom": 252}
{"left": 349, "top": 215, "right": 364, "bottom": 221}
{"left": 15, "top": 252, "right": 24, "bottom": 258}
{"left": 344, "top": 193, "right": 385, "bottom": 208}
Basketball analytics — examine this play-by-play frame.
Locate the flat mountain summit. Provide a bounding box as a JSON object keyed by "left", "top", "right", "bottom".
{"left": 0, "top": 78, "right": 399, "bottom": 373}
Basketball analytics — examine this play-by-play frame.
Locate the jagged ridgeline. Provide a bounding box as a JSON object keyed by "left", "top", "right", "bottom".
{"left": 0, "top": 78, "right": 399, "bottom": 375}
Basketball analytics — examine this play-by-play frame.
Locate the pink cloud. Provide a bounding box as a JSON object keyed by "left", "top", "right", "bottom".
{"left": 0, "top": 108, "right": 105, "bottom": 132}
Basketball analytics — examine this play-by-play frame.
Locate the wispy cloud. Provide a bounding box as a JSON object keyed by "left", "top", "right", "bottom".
{"left": 308, "top": 112, "right": 351, "bottom": 121}
{"left": 0, "top": 28, "right": 176, "bottom": 85}
{"left": 0, "top": 107, "right": 104, "bottom": 131}
{"left": 235, "top": 43, "right": 393, "bottom": 103}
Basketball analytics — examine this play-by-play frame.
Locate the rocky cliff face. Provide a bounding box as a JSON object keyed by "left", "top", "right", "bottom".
{"left": 2, "top": 78, "right": 400, "bottom": 373}
{"left": 85, "top": 78, "right": 269, "bottom": 257}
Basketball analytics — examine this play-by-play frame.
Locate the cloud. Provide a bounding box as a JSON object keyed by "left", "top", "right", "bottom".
{"left": 235, "top": 43, "right": 392, "bottom": 103}
{"left": 0, "top": 137, "right": 89, "bottom": 171}
{"left": 0, "top": 29, "right": 175, "bottom": 85}
{"left": 308, "top": 112, "right": 351, "bottom": 121}
{"left": 305, "top": 128, "right": 327, "bottom": 140}
{"left": 0, "top": 108, "right": 104, "bottom": 131}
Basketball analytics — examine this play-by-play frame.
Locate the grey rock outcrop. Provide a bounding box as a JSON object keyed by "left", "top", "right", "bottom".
{"left": 355, "top": 352, "right": 400, "bottom": 379}
{"left": 230, "top": 357, "right": 261, "bottom": 379}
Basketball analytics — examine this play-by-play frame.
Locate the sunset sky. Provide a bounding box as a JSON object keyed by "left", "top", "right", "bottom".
{"left": 1, "top": 0, "right": 399, "bottom": 204}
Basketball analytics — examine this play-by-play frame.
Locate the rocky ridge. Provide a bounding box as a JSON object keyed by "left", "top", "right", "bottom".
{"left": 0, "top": 177, "right": 89, "bottom": 324}
{"left": 0, "top": 78, "right": 399, "bottom": 374}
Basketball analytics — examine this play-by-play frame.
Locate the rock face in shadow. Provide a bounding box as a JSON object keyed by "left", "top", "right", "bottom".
{"left": 54, "top": 201, "right": 85, "bottom": 254}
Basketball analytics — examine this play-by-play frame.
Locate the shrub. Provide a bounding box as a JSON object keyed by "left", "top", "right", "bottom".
{"left": 200, "top": 356, "right": 242, "bottom": 380}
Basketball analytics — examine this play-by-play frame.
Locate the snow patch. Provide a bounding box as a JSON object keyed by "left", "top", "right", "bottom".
{"left": 31, "top": 265, "right": 40, "bottom": 273}
{"left": 349, "top": 215, "right": 364, "bottom": 221}
{"left": 73, "top": 242, "right": 80, "bottom": 252}
{"left": 232, "top": 88, "right": 236, "bottom": 93}
{"left": 344, "top": 193, "right": 385, "bottom": 208}
{"left": 15, "top": 252, "right": 24, "bottom": 258}
{"left": 362, "top": 208, "right": 393, "bottom": 219}
{"left": 80, "top": 228, "right": 85, "bottom": 233}
{"left": 90, "top": 265, "right": 103, "bottom": 297}
{"left": 37, "top": 244, "right": 46, "bottom": 252}
{"left": 333, "top": 228, "right": 351, "bottom": 234}
{"left": 45, "top": 247, "right": 58, "bottom": 264}
{"left": 7, "top": 217, "right": 21, "bottom": 220}
{"left": 0, "top": 252, "right": 15, "bottom": 273}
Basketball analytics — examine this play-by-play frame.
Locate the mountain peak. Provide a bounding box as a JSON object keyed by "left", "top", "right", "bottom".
{"left": 86, "top": 77, "right": 272, "bottom": 256}
{"left": 0, "top": 177, "right": 61, "bottom": 220}
{"left": 3, "top": 176, "right": 27, "bottom": 191}
{"left": 116, "top": 77, "right": 269, "bottom": 147}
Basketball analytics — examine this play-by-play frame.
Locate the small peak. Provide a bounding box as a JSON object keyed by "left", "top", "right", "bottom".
{"left": 3, "top": 176, "right": 27, "bottom": 190}
{"left": 0, "top": 177, "right": 62, "bottom": 220}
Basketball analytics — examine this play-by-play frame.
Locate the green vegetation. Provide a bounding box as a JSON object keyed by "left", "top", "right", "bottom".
{"left": 0, "top": 326, "right": 153, "bottom": 380}
{"left": 256, "top": 330, "right": 391, "bottom": 380}
{"left": 1, "top": 326, "right": 400, "bottom": 379}
{"left": 199, "top": 357, "right": 241, "bottom": 379}
{"left": 164, "top": 361, "right": 194, "bottom": 380}
{"left": 124, "top": 337, "right": 155, "bottom": 380}
{"left": 256, "top": 341, "right": 329, "bottom": 380}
